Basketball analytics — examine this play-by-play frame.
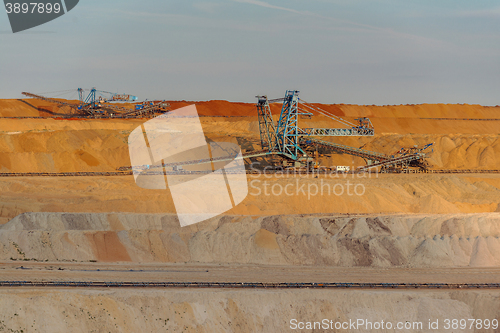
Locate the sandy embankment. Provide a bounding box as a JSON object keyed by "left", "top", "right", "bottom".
{"left": 0, "top": 124, "right": 499, "bottom": 172}
{"left": 0, "top": 103, "right": 499, "bottom": 222}
{"left": 1, "top": 212, "right": 500, "bottom": 268}
{"left": 1, "top": 288, "right": 500, "bottom": 333}
{"left": 0, "top": 100, "right": 499, "bottom": 173}
{"left": 0, "top": 100, "right": 499, "bottom": 332}
{"left": 0, "top": 171, "right": 498, "bottom": 225}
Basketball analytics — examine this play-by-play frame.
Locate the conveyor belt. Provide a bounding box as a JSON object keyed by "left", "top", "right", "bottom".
{"left": 0, "top": 281, "right": 499, "bottom": 289}
{"left": 356, "top": 154, "right": 425, "bottom": 172}
{"left": 0, "top": 169, "right": 499, "bottom": 177}
{"left": 300, "top": 137, "right": 388, "bottom": 161}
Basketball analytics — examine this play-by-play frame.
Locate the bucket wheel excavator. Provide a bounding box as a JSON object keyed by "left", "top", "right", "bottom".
{"left": 256, "top": 90, "right": 433, "bottom": 173}
{"left": 22, "top": 88, "right": 170, "bottom": 118}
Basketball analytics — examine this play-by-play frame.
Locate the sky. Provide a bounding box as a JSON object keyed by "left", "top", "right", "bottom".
{"left": 1, "top": 0, "right": 499, "bottom": 105}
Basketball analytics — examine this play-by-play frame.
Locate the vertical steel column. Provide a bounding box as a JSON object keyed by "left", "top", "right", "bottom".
{"left": 256, "top": 96, "right": 277, "bottom": 151}
{"left": 275, "top": 90, "right": 304, "bottom": 160}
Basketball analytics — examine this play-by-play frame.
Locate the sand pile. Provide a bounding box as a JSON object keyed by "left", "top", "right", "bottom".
{"left": 0, "top": 130, "right": 498, "bottom": 172}
{"left": 369, "top": 134, "right": 500, "bottom": 170}
{"left": 3, "top": 98, "right": 499, "bottom": 120}
{"left": 0, "top": 288, "right": 499, "bottom": 333}
{"left": 2, "top": 212, "right": 500, "bottom": 267}
{"left": 0, "top": 173, "right": 497, "bottom": 226}
{"left": 0, "top": 98, "right": 81, "bottom": 117}
{"left": 338, "top": 104, "right": 500, "bottom": 135}
{"left": 0, "top": 129, "right": 131, "bottom": 172}
{"left": 305, "top": 133, "right": 500, "bottom": 169}
{"left": 0, "top": 115, "right": 259, "bottom": 173}
{"left": 0, "top": 119, "right": 498, "bottom": 173}
{"left": 0, "top": 99, "right": 40, "bottom": 117}
{"left": 301, "top": 103, "right": 500, "bottom": 120}
{"left": 169, "top": 100, "right": 259, "bottom": 117}
{"left": 0, "top": 289, "right": 500, "bottom": 333}
{"left": 0, "top": 99, "right": 498, "bottom": 173}
{"left": 0, "top": 99, "right": 263, "bottom": 118}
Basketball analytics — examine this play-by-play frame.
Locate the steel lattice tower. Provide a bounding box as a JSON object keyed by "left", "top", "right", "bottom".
{"left": 275, "top": 90, "right": 306, "bottom": 160}
{"left": 256, "top": 96, "right": 277, "bottom": 151}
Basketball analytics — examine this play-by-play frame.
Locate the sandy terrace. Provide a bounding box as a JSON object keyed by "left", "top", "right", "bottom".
{"left": 0, "top": 288, "right": 499, "bottom": 333}
{"left": 0, "top": 99, "right": 499, "bottom": 332}
{"left": 2, "top": 262, "right": 500, "bottom": 284}
{"left": 0, "top": 173, "right": 498, "bottom": 225}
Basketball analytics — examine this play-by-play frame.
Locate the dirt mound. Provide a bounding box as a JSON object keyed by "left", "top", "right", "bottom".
{"left": 1, "top": 98, "right": 499, "bottom": 173}
{"left": 0, "top": 98, "right": 81, "bottom": 117}
{"left": 4, "top": 98, "right": 499, "bottom": 119}
{"left": 2, "top": 212, "right": 500, "bottom": 267}
{"left": 338, "top": 103, "right": 500, "bottom": 119}
{"left": 0, "top": 120, "right": 498, "bottom": 173}
{"left": 0, "top": 129, "right": 131, "bottom": 172}
{"left": 0, "top": 99, "right": 259, "bottom": 118}
{"left": 0, "top": 173, "right": 497, "bottom": 226}
{"left": 169, "top": 100, "right": 257, "bottom": 116}
{"left": 0, "top": 99, "right": 40, "bottom": 117}
{"left": 326, "top": 134, "right": 500, "bottom": 169}
{"left": 1, "top": 288, "right": 498, "bottom": 333}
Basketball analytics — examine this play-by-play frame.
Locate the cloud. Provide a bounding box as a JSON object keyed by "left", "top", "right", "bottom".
{"left": 119, "top": 1, "right": 446, "bottom": 48}
{"left": 229, "top": 0, "right": 302, "bottom": 14}
{"left": 193, "top": 2, "right": 224, "bottom": 14}
{"left": 454, "top": 7, "right": 500, "bottom": 18}
{"left": 227, "top": 0, "right": 442, "bottom": 44}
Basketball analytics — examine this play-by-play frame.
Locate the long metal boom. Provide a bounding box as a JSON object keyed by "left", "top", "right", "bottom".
{"left": 300, "top": 101, "right": 358, "bottom": 128}
{"left": 300, "top": 127, "right": 374, "bottom": 137}
{"left": 21, "top": 92, "right": 78, "bottom": 109}
{"left": 133, "top": 149, "right": 275, "bottom": 172}
{"left": 300, "top": 137, "right": 388, "bottom": 162}
{"left": 356, "top": 153, "right": 426, "bottom": 173}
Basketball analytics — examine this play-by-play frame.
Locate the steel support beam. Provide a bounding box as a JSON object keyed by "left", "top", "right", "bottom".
{"left": 256, "top": 96, "right": 277, "bottom": 151}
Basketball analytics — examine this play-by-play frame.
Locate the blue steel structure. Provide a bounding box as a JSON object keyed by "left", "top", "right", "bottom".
{"left": 256, "top": 96, "right": 278, "bottom": 152}
{"left": 77, "top": 88, "right": 98, "bottom": 111}
{"left": 77, "top": 88, "right": 138, "bottom": 112}
{"left": 259, "top": 90, "right": 374, "bottom": 162}
{"left": 275, "top": 90, "right": 313, "bottom": 160}
{"left": 22, "top": 89, "right": 168, "bottom": 118}
{"left": 256, "top": 90, "right": 432, "bottom": 172}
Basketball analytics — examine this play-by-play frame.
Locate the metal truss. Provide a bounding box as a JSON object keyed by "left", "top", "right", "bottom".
{"left": 301, "top": 127, "right": 375, "bottom": 136}
{"left": 275, "top": 90, "right": 312, "bottom": 160}
{"left": 300, "top": 137, "right": 387, "bottom": 163}
{"left": 256, "top": 90, "right": 377, "bottom": 162}
{"left": 256, "top": 96, "right": 277, "bottom": 151}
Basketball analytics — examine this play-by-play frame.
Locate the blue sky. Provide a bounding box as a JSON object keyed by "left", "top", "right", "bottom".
{"left": 1, "top": 0, "right": 499, "bottom": 105}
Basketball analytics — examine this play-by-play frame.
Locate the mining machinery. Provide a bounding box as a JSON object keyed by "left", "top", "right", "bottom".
{"left": 106, "top": 89, "right": 432, "bottom": 174}
{"left": 21, "top": 89, "right": 170, "bottom": 118}
{"left": 256, "top": 90, "right": 432, "bottom": 173}
{"left": 142, "top": 90, "right": 432, "bottom": 173}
